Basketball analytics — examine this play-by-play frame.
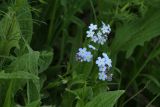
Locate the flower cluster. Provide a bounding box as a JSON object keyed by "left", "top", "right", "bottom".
{"left": 76, "top": 22, "right": 112, "bottom": 81}
{"left": 86, "top": 22, "right": 111, "bottom": 45}
{"left": 76, "top": 48, "right": 93, "bottom": 62}
{"left": 96, "top": 53, "right": 112, "bottom": 81}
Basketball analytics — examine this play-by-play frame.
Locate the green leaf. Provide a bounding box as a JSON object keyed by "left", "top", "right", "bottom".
{"left": 111, "top": 6, "right": 160, "bottom": 58}
{"left": 75, "top": 87, "right": 93, "bottom": 107}
{"left": 7, "top": 51, "right": 40, "bottom": 74}
{"left": 14, "top": 0, "right": 33, "bottom": 43}
{"left": 0, "top": 40, "right": 20, "bottom": 55}
{"left": 6, "top": 51, "right": 41, "bottom": 104}
{"left": 0, "top": 9, "right": 21, "bottom": 55}
{"left": 38, "top": 50, "right": 53, "bottom": 73}
{"left": 0, "top": 71, "right": 39, "bottom": 80}
{"left": 39, "top": 0, "right": 47, "bottom": 4}
{"left": 3, "top": 80, "right": 14, "bottom": 107}
{"left": 25, "top": 100, "right": 40, "bottom": 107}
{"left": 85, "top": 90, "right": 125, "bottom": 107}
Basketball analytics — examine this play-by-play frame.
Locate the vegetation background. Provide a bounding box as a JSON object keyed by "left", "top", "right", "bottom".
{"left": 0, "top": 0, "right": 160, "bottom": 107}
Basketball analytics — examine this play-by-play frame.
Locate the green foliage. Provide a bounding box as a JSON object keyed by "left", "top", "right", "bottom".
{"left": 25, "top": 100, "right": 41, "bottom": 107}
{"left": 0, "top": 0, "right": 53, "bottom": 107}
{"left": 38, "top": 50, "right": 53, "bottom": 73}
{"left": 0, "top": 9, "right": 21, "bottom": 55}
{"left": 111, "top": 5, "right": 160, "bottom": 58}
{"left": 0, "top": 0, "right": 160, "bottom": 107}
{"left": 14, "top": 0, "right": 33, "bottom": 43}
{"left": 85, "top": 90, "right": 125, "bottom": 107}
{"left": 0, "top": 71, "right": 39, "bottom": 80}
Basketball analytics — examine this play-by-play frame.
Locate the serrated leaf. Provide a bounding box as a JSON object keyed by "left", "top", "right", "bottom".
{"left": 0, "top": 9, "right": 21, "bottom": 55}
{"left": 111, "top": 6, "right": 160, "bottom": 58}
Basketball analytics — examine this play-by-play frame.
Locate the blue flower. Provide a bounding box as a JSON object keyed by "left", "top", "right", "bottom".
{"left": 102, "top": 53, "right": 112, "bottom": 68}
{"left": 98, "top": 72, "right": 107, "bottom": 81}
{"left": 88, "top": 44, "right": 96, "bottom": 50}
{"left": 76, "top": 22, "right": 112, "bottom": 81}
{"left": 96, "top": 57, "right": 106, "bottom": 67}
{"left": 86, "top": 30, "right": 95, "bottom": 38}
{"left": 88, "top": 23, "right": 97, "bottom": 31}
{"left": 101, "top": 22, "right": 111, "bottom": 34}
{"left": 97, "top": 35, "right": 107, "bottom": 45}
{"left": 77, "top": 48, "right": 87, "bottom": 57}
{"left": 86, "top": 22, "right": 111, "bottom": 45}
{"left": 99, "top": 65, "right": 107, "bottom": 72}
{"left": 84, "top": 51, "right": 93, "bottom": 62}
{"left": 97, "top": 31, "right": 102, "bottom": 37}
{"left": 96, "top": 53, "right": 112, "bottom": 81}
{"left": 91, "top": 35, "right": 98, "bottom": 43}
{"left": 76, "top": 48, "right": 93, "bottom": 62}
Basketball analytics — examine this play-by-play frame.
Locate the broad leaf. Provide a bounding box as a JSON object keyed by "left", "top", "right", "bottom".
{"left": 6, "top": 51, "right": 41, "bottom": 104}
{"left": 14, "top": 0, "right": 33, "bottom": 43}
{"left": 7, "top": 51, "right": 40, "bottom": 74}
{"left": 85, "top": 90, "right": 125, "bottom": 107}
{"left": 0, "top": 71, "right": 39, "bottom": 80}
{"left": 38, "top": 50, "right": 53, "bottom": 73}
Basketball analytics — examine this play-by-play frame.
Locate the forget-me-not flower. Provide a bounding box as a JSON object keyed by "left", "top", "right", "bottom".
{"left": 98, "top": 72, "right": 107, "bottom": 81}
{"left": 86, "top": 30, "right": 95, "bottom": 38}
{"left": 101, "top": 22, "right": 111, "bottom": 34}
{"left": 76, "top": 22, "right": 112, "bottom": 81}
{"left": 85, "top": 51, "right": 93, "bottom": 62}
{"left": 91, "top": 35, "right": 98, "bottom": 42}
{"left": 88, "top": 44, "right": 96, "bottom": 50}
{"left": 76, "top": 47, "right": 93, "bottom": 62}
{"left": 89, "top": 23, "right": 97, "bottom": 31}
{"left": 96, "top": 57, "right": 106, "bottom": 67}
{"left": 97, "top": 35, "right": 107, "bottom": 45}
{"left": 86, "top": 22, "right": 111, "bottom": 45}
{"left": 102, "top": 53, "right": 112, "bottom": 68}
{"left": 96, "top": 53, "right": 112, "bottom": 81}
{"left": 99, "top": 65, "right": 107, "bottom": 72}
